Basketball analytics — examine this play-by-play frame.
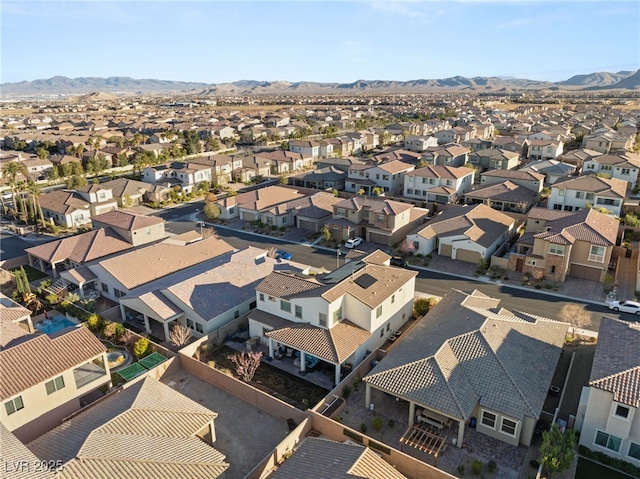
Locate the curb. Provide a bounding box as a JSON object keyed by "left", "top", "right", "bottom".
{"left": 195, "top": 217, "right": 609, "bottom": 308}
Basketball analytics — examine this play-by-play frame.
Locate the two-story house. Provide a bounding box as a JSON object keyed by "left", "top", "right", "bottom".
{"left": 216, "top": 185, "right": 306, "bottom": 222}
{"left": 519, "top": 159, "right": 577, "bottom": 185}
{"left": 289, "top": 140, "right": 333, "bottom": 158}
{"left": 345, "top": 161, "right": 414, "bottom": 196}
{"left": 468, "top": 148, "right": 520, "bottom": 171}
{"left": 481, "top": 169, "right": 544, "bottom": 194}
{"left": 326, "top": 196, "right": 429, "bottom": 246}
{"left": 492, "top": 136, "right": 529, "bottom": 157}
{"left": 560, "top": 148, "right": 603, "bottom": 170}
{"left": 507, "top": 207, "right": 618, "bottom": 282}
{"left": 527, "top": 140, "right": 564, "bottom": 161}
{"left": 577, "top": 317, "right": 640, "bottom": 467}
{"left": 583, "top": 129, "right": 635, "bottom": 154}
{"left": 548, "top": 175, "right": 627, "bottom": 216}
{"left": 248, "top": 255, "right": 418, "bottom": 385}
{"left": 142, "top": 161, "right": 212, "bottom": 193}
{"left": 404, "top": 135, "right": 438, "bottom": 152}
{"left": 0, "top": 325, "right": 110, "bottom": 443}
{"left": 256, "top": 150, "right": 314, "bottom": 175}
{"left": 191, "top": 154, "right": 244, "bottom": 185}
{"left": 38, "top": 188, "right": 117, "bottom": 228}
{"left": 421, "top": 144, "right": 470, "bottom": 168}
{"left": 582, "top": 153, "right": 640, "bottom": 186}
{"left": 404, "top": 165, "right": 475, "bottom": 203}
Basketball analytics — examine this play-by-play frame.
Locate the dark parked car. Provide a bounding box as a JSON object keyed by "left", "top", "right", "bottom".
{"left": 390, "top": 256, "right": 408, "bottom": 268}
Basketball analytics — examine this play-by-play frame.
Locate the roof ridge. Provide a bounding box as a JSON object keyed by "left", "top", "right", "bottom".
{"left": 83, "top": 228, "right": 103, "bottom": 262}
{"left": 434, "top": 335, "right": 476, "bottom": 419}
{"left": 590, "top": 364, "right": 640, "bottom": 386}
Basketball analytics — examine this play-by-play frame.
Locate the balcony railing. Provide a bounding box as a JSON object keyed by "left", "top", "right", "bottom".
{"left": 74, "top": 362, "right": 107, "bottom": 390}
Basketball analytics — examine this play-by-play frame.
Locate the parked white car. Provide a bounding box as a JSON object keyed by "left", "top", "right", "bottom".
{"left": 344, "top": 237, "right": 363, "bottom": 249}
{"left": 608, "top": 300, "right": 640, "bottom": 315}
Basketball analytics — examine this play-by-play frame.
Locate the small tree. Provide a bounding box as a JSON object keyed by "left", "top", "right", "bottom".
{"left": 558, "top": 303, "right": 592, "bottom": 339}
{"left": 320, "top": 224, "right": 332, "bottom": 242}
{"left": 539, "top": 424, "right": 576, "bottom": 478}
{"left": 227, "top": 351, "right": 263, "bottom": 382}
{"left": 169, "top": 323, "right": 192, "bottom": 347}
{"left": 86, "top": 314, "right": 103, "bottom": 335}
{"left": 103, "top": 321, "right": 124, "bottom": 341}
{"left": 133, "top": 337, "right": 150, "bottom": 359}
{"left": 203, "top": 201, "right": 221, "bottom": 220}
{"left": 372, "top": 416, "right": 383, "bottom": 431}
{"left": 399, "top": 238, "right": 416, "bottom": 256}
{"left": 414, "top": 297, "right": 438, "bottom": 317}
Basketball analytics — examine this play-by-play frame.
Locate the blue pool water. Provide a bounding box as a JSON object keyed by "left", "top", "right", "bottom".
{"left": 35, "top": 316, "right": 76, "bottom": 335}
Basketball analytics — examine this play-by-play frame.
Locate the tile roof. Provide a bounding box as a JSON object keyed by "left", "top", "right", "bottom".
{"left": 90, "top": 236, "right": 234, "bottom": 290}
{"left": 376, "top": 160, "right": 414, "bottom": 174}
{"left": 218, "top": 185, "right": 305, "bottom": 211}
{"left": 267, "top": 437, "right": 407, "bottom": 479}
{"left": 415, "top": 204, "right": 514, "bottom": 248}
{"left": 256, "top": 270, "right": 326, "bottom": 299}
{"left": 410, "top": 165, "right": 475, "bottom": 179}
{"left": 526, "top": 207, "right": 574, "bottom": 221}
{"left": 0, "top": 327, "right": 105, "bottom": 400}
{"left": 465, "top": 180, "right": 537, "bottom": 204}
{"left": 25, "top": 228, "right": 133, "bottom": 264}
{"left": 532, "top": 208, "right": 618, "bottom": 246}
{"left": 1, "top": 424, "right": 54, "bottom": 479}
{"left": 361, "top": 250, "right": 392, "bottom": 265}
{"left": 27, "top": 377, "right": 228, "bottom": 479}
{"left": 91, "top": 210, "right": 164, "bottom": 231}
{"left": 334, "top": 196, "right": 413, "bottom": 216}
{"left": 265, "top": 319, "right": 371, "bottom": 363}
{"left": 520, "top": 160, "right": 576, "bottom": 176}
{"left": 322, "top": 263, "right": 417, "bottom": 309}
{"left": 552, "top": 175, "right": 627, "bottom": 198}
{"left": 38, "top": 190, "right": 90, "bottom": 215}
{"left": 589, "top": 317, "right": 640, "bottom": 407}
{"left": 364, "top": 289, "right": 567, "bottom": 421}
{"left": 482, "top": 169, "right": 544, "bottom": 182}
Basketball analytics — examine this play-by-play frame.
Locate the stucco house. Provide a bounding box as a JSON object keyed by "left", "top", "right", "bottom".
{"left": 527, "top": 140, "right": 564, "bottom": 161}
{"left": 325, "top": 196, "right": 429, "bottom": 246}
{"left": 507, "top": 207, "right": 618, "bottom": 282}
{"left": 404, "top": 135, "right": 438, "bottom": 152}
{"left": 404, "top": 165, "right": 475, "bottom": 204}
{"left": 548, "top": 175, "right": 627, "bottom": 216}
{"left": 577, "top": 317, "right": 640, "bottom": 467}
{"left": 519, "top": 159, "right": 577, "bottom": 185}
{"left": 25, "top": 377, "right": 229, "bottom": 478}
{"left": 345, "top": 160, "right": 414, "bottom": 196}
{"left": 582, "top": 129, "right": 635, "bottom": 154}
{"left": 39, "top": 187, "right": 118, "bottom": 228}
{"left": 468, "top": 148, "right": 520, "bottom": 171}
{"left": 216, "top": 185, "right": 306, "bottom": 222}
{"left": 582, "top": 153, "right": 640, "bottom": 186}
{"left": 249, "top": 255, "right": 418, "bottom": 386}
{"left": 481, "top": 169, "right": 544, "bottom": 193}
{"left": 464, "top": 181, "right": 537, "bottom": 213}
{"left": 421, "top": 144, "right": 470, "bottom": 168}
{"left": 363, "top": 289, "right": 568, "bottom": 448}
{"left": 288, "top": 166, "right": 347, "bottom": 191}
{"left": 0, "top": 326, "right": 110, "bottom": 443}
{"left": 407, "top": 204, "right": 515, "bottom": 262}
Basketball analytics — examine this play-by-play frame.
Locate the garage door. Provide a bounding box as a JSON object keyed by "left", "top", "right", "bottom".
{"left": 455, "top": 248, "right": 481, "bottom": 263}
{"left": 298, "top": 219, "right": 317, "bottom": 231}
{"left": 242, "top": 211, "right": 256, "bottom": 221}
{"left": 569, "top": 263, "right": 602, "bottom": 281}
{"left": 369, "top": 232, "right": 391, "bottom": 246}
{"left": 440, "top": 243, "right": 452, "bottom": 257}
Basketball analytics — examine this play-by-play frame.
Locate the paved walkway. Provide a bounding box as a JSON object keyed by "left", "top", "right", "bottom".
{"left": 615, "top": 250, "right": 638, "bottom": 301}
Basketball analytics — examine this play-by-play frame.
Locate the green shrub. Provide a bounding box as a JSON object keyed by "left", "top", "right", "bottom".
{"left": 487, "top": 460, "right": 496, "bottom": 472}
{"left": 471, "top": 460, "right": 482, "bottom": 475}
{"left": 578, "top": 445, "right": 640, "bottom": 477}
{"left": 342, "top": 385, "right": 352, "bottom": 399}
{"left": 457, "top": 464, "right": 465, "bottom": 476}
{"left": 360, "top": 423, "right": 367, "bottom": 433}
{"left": 414, "top": 297, "right": 438, "bottom": 316}
{"left": 372, "top": 416, "right": 383, "bottom": 431}
{"left": 133, "top": 337, "right": 150, "bottom": 359}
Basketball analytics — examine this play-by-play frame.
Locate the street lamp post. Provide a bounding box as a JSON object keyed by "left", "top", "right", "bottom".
{"left": 336, "top": 248, "right": 341, "bottom": 269}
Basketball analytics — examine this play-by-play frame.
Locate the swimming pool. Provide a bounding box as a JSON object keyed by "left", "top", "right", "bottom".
{"left": 35, "top": 316, "right": 77, "bottom": 335}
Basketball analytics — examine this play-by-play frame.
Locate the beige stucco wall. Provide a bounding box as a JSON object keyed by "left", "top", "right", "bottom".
{"left": 475, "top": 408, "right": 522, "bottom": 447}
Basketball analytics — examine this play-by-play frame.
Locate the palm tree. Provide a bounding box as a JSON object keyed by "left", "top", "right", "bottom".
{"left": 26, "top": 180, "right": 46, "bottom": 230}
{"left": 2, "top": 161, "right": 26, "bottom": 220}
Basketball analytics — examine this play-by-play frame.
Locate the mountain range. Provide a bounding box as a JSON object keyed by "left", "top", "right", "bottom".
{"left": 1, "top": 70, "right": 638, "bottom": 98}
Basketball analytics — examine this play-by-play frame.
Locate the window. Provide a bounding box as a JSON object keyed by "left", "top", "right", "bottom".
{"left": 195, "top": 323, "right": 203, "bottom": 334}
{"left": 383, "top": 175, "right": 389, "bottom": 181}
{"left": 615, "top": 404, "right": 630, "bottom": 419}
{"left": 391, "top": 294, "right": 395, "bottom": 304}
{"left": 5, "top": 396, "right": 24, "bottom": 415}
{"left": 595, "top": 430, "right": 621, "bottom": 453}
{"left": 575, "top": 191, "right": 584, "bottom": 199}
{"left": 376, "top": 305, "right": 383, "bottom": 318}
{"left": 45, "top": 376, "right": 65, "bottom": 395}
{"left": 114, "top": 288, "right": 126, "bottom": 298}
{"left": 234, "top": 310, "right": 240, "bottom": 319}
{"left": 622, "top": 168, "right": 631, "bottom": 176}
{"left": 259, "top": 293, "right": 264, "bottom": 302}
{"left": 551, "top": 265, "right": 556, "bottom": 274}
{"left": 280, "top": 300, "right": 291, "bottom": 313}
{"left": 281, "top": 217, "right": 287, "bottom": 225}
{"left": 295, "top": 305, "right": 302, "bottom": 319}
{"left": 333, "top": 307, "right": 342, "bottom": 324}
{"left": 268, "top": 296, "right": 275, "bottom": 302}
{"left": 187, "top": 318, "right": 194, "bottom": 329}
{"left": 101, "top": 283, "right": 109, "bottom": 293}
{"left": 407, "top": 188, "right": 413, "bottom": 195}
{"left": 481, "top": 410, "right": 496, "bottom": 429}
{"left": 589, "top": 245, "right": 606, "bottom": 263}
{"left": 549, "top": 244, "right": 565, "bottom": 256}
{"left": 500, "top": 418, "right": 518, "bottom": 437}
{"left": 628, "top": 442, "right": 640, "bottom": 461}
{"left": 558, "top": 189, "right": 565, "bottom": 196}
{"left": 597, "top": 198, "right": 616, "bottom": 206}
{"left": 376, "top": 174, "right": 380, "bottom": 180}
{"left": 386, "top": 323, "right": 390, "bottom": 332}
{"left": 319, "top": 313, "right": 327, "bottom": 327}
{"left": 422, "top": 177, "right": 427, "bottom": 184}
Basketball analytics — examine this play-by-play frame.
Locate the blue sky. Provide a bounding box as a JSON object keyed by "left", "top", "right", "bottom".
{"left": 2, "top": 1, "right": 639, "bottom": 84}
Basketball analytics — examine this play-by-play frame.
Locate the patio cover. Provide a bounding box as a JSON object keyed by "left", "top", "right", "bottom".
{"left": 264, "top": 319, "right": 371, "bottom": 364}
{"left": 44, "top": 278, "right": 71, "bottom": 295}
{"left": 139, "top": 352, "right": 168, "bottom": 370}
{"left": 117, "top": 362, "right": 147, "bottom": 382}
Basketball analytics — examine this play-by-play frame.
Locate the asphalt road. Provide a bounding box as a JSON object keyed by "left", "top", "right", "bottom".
{"left": 0, "top": 231, "right": 55, "bottom": 260}
{"left": 161, "top": 218, "right": 630, "bottom": 332}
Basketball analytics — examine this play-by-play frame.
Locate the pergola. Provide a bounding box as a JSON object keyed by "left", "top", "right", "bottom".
{"left": 400, "top": 423, "right": 448, "bottom": 466}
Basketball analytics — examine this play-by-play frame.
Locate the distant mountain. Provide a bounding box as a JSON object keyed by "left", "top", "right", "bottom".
{"left": 1, "top": 70, "right": 638, "bottom": 98}
{"left": 556, "top": 70, "right": 636, "bottom": 87}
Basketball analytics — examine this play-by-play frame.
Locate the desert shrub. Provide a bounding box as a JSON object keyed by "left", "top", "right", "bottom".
{"left": 414, "top": 297, "right": 438, "bottom": 316}
{"left": 471, "top": 460, "right": 482, "bottom": 475}
{"left": 360, "top": 423, "right": 367, "bottom": 433}
{"left": 372, "top": 416, "right": 383, "bottom": 431}
{"left": 86, "top": 314, "right": 103, "bottom": 334}
{"left": 133, "top": 337, "right": 150, "bottom": 359}
{"left": 487, "top": 460, "right": 497, "bottom": 472}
